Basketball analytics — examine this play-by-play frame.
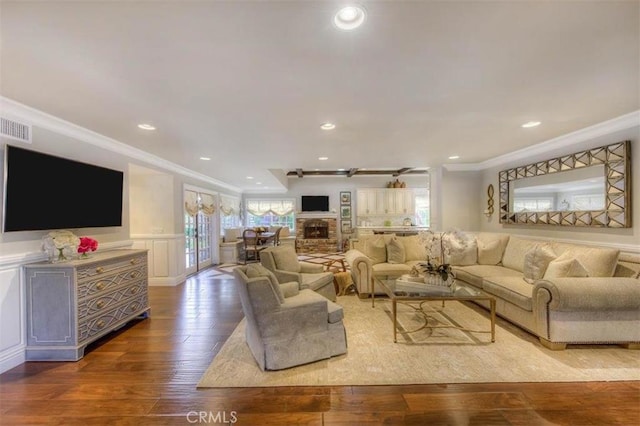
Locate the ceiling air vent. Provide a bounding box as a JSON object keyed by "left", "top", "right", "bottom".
{"left": 0, "top": 117, "right": 32, "bottom": 143}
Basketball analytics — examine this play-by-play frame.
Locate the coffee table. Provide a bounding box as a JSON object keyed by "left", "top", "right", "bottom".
{"left": 372, "top": 275, "right": 496, "bottom": 343}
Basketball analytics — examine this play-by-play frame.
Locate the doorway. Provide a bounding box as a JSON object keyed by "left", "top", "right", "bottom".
{"left": 184, "top": 189, "right": 218, "bottom": 275}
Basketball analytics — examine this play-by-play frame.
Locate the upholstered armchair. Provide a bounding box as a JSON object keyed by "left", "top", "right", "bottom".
{"left": 234, "top": 264, "right": 348, "bottom": 371}
{"left": 260, "top": 245, "right": 337, "bottom": 301}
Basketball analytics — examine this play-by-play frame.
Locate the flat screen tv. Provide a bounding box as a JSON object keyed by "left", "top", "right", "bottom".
{"left": 3, "top": 145, "right": 124, "bottom": 232}
{"left": 301, "top": 195, "right": 329, "bottom": 212}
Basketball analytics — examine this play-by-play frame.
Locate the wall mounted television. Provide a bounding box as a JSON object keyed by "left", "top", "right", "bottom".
{"left": 2, "top": 145, "right": 124, "bottom": 232}
{"left": 301, "top": 195, "right": 329, "bottom": 212}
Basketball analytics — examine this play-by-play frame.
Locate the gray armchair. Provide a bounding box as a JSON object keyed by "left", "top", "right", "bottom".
{"left": 260, "top": 245, "right": 337, "bottom": 301}
{"left": 234, "top": 264, "right": 347, "bottom": 371}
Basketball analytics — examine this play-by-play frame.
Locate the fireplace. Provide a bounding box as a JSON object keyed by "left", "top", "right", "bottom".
{"left": 295, "top": 214, "right": 338, "bottom": 253}
{"left": 303, "top": 219, "right": 329, "bottom": 239}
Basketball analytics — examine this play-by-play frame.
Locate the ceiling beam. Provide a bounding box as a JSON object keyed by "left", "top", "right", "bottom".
{"left": 392, "top": 167, "right": 413, "bottom": 177}
{"left": 347, "top": 168, "right": 358, "bottom": 177}
{"left": 286, "top": 168, "right": 429, "bottom": 177}
{"left": 296, "top": 168, "right": 303, "bottom": 178}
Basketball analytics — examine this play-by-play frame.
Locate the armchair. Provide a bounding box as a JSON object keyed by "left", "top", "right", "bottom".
{"left": 260, "top": 245, "right": 337, "bottom": 301}
{"left": 234, "top": 264, "right": 347, "bottom": 371}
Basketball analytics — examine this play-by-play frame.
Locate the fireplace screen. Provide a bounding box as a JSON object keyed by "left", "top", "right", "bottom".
{"left": 303, "top": 219, "right": 328, "bottom": 239}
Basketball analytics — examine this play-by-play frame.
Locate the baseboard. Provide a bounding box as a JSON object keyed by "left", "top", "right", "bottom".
{"left": 148, "top": 274, "right": 186, "bottom": 286}
{"left": 0, "top": 344, "right": 26, "bottom": 374}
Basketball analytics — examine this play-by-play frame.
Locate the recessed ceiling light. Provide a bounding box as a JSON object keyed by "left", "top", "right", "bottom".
{"left": 137, "top": 123, "right": 156, "bottom": 130}
{"left": 199, "top": 157, "right": 210, "bottom": 161}
{"left": 522, "top": 121, "right": 541, "bottom": 128}
{"left": 448, "top": 155, "right": 460, "bottom": 160}
{"left": 318, "top": 156, "right": 329, "bottom": 161}
{"left": 246, "top": 176, "right": 254, "bottom": 179}
{"left": 338, "top": 168, "right": 345, "bottom": 171}
{"left": 320, "top": 122, "right": 336, "bottom": 130}
{"left": 334, "top": 5, "right": 366, "bottom": 30}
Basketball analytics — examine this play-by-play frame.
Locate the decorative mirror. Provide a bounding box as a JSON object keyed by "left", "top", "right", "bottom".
{"left": 499, "top": 141, "right": 631, "bottom": 227}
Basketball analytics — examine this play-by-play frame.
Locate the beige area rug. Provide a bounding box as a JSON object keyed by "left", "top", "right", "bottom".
{"left": 197, "top": 295, "right": 640, "bottom": 387}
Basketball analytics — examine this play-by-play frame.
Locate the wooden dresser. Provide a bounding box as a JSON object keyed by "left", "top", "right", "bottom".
{"left": 24, "top": 249, "right": 150, "bottom": 361}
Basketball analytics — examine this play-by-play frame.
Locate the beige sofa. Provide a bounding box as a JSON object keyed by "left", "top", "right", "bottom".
{"left": 344, "top": 232, "right": 640, "bottom": 349}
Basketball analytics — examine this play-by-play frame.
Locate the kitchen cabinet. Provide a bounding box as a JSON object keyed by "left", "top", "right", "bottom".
{"left": 356, "top": 189, "right": 415, "bottom": 216}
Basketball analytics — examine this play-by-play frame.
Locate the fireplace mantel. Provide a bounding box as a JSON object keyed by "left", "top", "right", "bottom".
{"left": 296, "top": 212, "right": 338, "bottom": 219}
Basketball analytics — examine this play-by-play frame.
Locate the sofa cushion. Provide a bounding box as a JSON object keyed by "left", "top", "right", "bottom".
{"left": 523, "top": 244, "right": 557, "bottom": 284}
{"left": 372, "top": 262, "right": 412, "bottom": 276}
{"left": 443, "top": 231, "right": 477, "bottom": 266}
{"left": 482, "top": 276, "right": 534, "bottom": 311}
{"left": 398, "top": 235, "right": 427, "bottom": 261}
{"left": 364, "top": 236, "right": 387, "bottom": 265}
{"left": 551, "top": 243, "right": 620, "bottom": 277}
{"left": 453, "top": 264, "right": 523, "bottom": 288}
{"left": 327, "top": 300, "right": 344, "bottom": 324}
{"left": 544, "top": 252, "right": 589, "bottom": 278}
{"left": 245, "top": 263, "right": 285, "bottom": 303}
{"left": 387, "top": 237, "right": 406, "bottom": 264}
{"left": 501, "top": 237, "right": 538, "bottom": 272}
{"left": 272, "top": 248, "right": 301, "bottom": 273}
{"left": 476, "top": 233, "right": 510, "bottom": 265}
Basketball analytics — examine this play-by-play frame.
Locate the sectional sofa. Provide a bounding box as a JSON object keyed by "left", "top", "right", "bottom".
{"left": 344, "top": 232, "right": 640, "bottom": 350}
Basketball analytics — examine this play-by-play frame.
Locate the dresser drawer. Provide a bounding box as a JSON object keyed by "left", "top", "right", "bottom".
{"left": 78, "top": 294, "right": 148, "bottom": 343}
{"left": 78, "top": 264, "right": 147, "bottom": 300}
{"left": 77, "top": 254, "right": 147, "bottom": 283}
{"left": 78, "top": 280, "right": 147, "bottom": 319}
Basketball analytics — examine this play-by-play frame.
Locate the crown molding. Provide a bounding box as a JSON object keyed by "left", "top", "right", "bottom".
{"left": 0, "top": 96, "right": 242, "bottom": 193}
{"left": 443, "top": 110, "right": 640, "bottom": 172}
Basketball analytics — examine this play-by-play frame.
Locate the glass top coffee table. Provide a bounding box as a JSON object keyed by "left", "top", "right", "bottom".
{"left": 372, "top": 275, "right": 496, "bottom": 343}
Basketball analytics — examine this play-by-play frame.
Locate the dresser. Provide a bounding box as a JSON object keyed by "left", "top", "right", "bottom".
{"left": 24, "top": 249, "right": 150, "bottom": 361}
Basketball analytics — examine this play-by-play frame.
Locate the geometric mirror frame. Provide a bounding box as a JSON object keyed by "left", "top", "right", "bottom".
{"left": 499, "top": 140, "right": 631, "bottom": 227}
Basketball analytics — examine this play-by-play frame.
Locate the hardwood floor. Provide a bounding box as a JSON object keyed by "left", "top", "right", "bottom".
{"left": 1, "top": 267, "right": 638, "bottom": 425}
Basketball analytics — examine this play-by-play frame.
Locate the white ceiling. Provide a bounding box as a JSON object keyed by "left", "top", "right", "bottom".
{"left": 1, "top": 1, "right": 638, "bottom": 192}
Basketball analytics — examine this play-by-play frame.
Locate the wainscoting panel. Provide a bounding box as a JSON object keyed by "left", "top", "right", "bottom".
{"left": 0, "top": 266, "right": 26, "bottom": 373}
{"left": 130, "top": 234, "right": 186, "bottom": 286}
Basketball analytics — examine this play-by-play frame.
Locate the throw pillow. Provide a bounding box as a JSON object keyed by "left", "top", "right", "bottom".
{"left": 443, "top": 231, "right": 477, "bottom": 266}
{"left": 523, "top": 244, "right": 556, "bottom": 284}
{"left": 398, "top": 235, "right": 427, "bottom": 261}
{"left": 386, "top": 237, "right": 406, "bottom": 264}
{"left": 477, "top": 233, "right": 510, "bottom": 265}
{"left": 502, "top": 237, "right": 538, "bottom": 272}
{"left": 543, "top": 252, "right": 589, "bottom": 279}
{"left": 245, "top": 264, "right": 285, "bottom": 303}
{"left": 272, "top": 247, "right": 301, "bottom": 273}
{"left": 364, "top": 236, "right": 387, "bottom": 265}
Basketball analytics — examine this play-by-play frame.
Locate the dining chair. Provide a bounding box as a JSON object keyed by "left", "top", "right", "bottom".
{"left": 272, "top": 227, "right": 283, "bottom": 246}
{"left": 243, "top": 229, "right": 267, "bottom": 264}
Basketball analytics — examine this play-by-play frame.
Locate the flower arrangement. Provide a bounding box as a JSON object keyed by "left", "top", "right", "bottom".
{"left": 415, "top": 230, "right": 467, "bottom": 284}
{"left": 253, "top": 226, "right": 268, "bottom": 233}
{"left": 78, "top": 237, "right": 98, "bottom": 258}
{"left": 42, "top": 230, "right": 80, "bottom": 263}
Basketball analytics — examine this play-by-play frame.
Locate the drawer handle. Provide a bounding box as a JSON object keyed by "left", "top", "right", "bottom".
{"left": 96, "top": 320, "right": 105, "bottom": 329}
{"left": 96, "top": 282, "right": 105, "bottom": 290}
{"left": 130, "top": 259, "right": 135, "bottom": 265}
{"left": 130, "top": 272, "right": 136, "bottom": 278}
{"left": 130, "top": 304, "right": 139, "bottom": 312}
{"left": 96, "top": 267, "right": 104, "bottom": 274}
{"left": 96, "top": 300, "right": 105, "bottom": 309}
{"left": 130, "top": 287, "right": 139, "bottom": 294}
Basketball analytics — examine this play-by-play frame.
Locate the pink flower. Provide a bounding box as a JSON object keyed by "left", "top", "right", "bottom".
{"left": 78, "top": 237, "right": 98, "bottom": 254}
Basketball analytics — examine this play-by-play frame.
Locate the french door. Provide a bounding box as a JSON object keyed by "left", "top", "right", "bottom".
{"left": 185, "top": 189, "right": 217, "bottom": 275}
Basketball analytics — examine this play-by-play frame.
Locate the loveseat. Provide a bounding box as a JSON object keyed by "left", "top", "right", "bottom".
{"left": 344, "top": 232, "right": 640, "bottom": 349}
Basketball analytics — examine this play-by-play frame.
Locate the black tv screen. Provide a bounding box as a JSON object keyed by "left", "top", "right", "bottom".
{"left": 3, "top": 145, "right": 124, "bottom": 232}
{"left": 301, "top": 195, "right": 329, "bottom": 212}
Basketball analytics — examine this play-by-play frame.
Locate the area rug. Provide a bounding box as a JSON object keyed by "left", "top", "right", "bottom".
{"left": 197, "top": 295, "right": 640, "bottom": 388}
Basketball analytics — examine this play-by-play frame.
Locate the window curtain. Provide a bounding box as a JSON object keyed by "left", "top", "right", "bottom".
{"left": 220, "top": 194, "right": 240, "bottom": 216}
{"left": 185, "top": 190, "right": 216, "bottom": 216}
{"left": 184, "top": 190, "right": 199, "bottom": 216}
{"left": 246, "top": 199, "right": 295, "bottom": 216}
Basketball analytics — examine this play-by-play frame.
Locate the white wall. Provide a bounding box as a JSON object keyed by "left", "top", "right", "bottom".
{"left": 439, "top": 169, "right": 483, "bottom": 232}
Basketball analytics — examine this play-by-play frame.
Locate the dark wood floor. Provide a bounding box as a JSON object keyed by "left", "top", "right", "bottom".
{"left": 1, "top": 267, "right": 638, "bottom": 425}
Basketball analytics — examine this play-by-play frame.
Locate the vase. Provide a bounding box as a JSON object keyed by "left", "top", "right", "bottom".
{"left": 50, "top": 247, "right": 70, "bottom": 263}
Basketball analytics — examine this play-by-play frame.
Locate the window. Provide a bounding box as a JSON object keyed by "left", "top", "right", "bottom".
{"left": 414, "top": 189, "right": 430, "bottom": 227}
{"left": 220, "top": 194, "right": 241, "bottom": 235}
{"left": 245, "top": 199, "right": 295, "bottom": 230}
{"left": 513, "top": 197, "right": 553, "bottom": 212}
